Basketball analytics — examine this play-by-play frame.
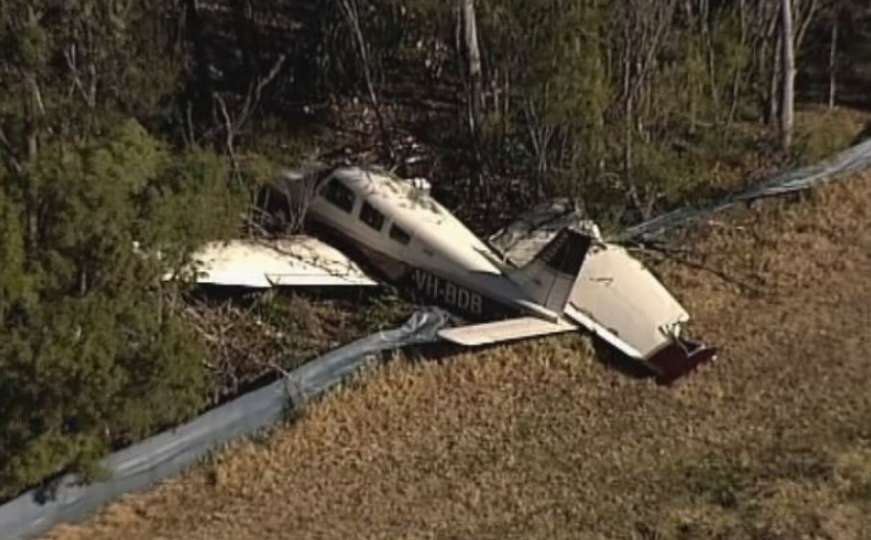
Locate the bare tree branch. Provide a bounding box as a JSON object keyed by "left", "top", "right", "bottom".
{"left": 211, "top": 53, "right": 287, "bottom": 173}
{"left": 213, "top": 93, "right": 238, "bottom": 173}
{"left": 625, "top": 242, "right": 767, "bottom": 296}
{"left": 237, "top": 54, "right": 287, "bottom": 130}
{"left": 794, "top": 0, "right": 820, "bottom": 52}
{"left": 0, "top": 125, "right": 23, "bottom": 175}
{"left": 63, "top": 44, "right": 98, "bottom": 109}
{"left": 337, "top": 0, "right": 393, "bottom": 160}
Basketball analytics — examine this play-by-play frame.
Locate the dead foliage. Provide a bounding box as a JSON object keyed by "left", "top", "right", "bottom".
{"left": 181, "top": 289, "right": 413, "bottom": 404}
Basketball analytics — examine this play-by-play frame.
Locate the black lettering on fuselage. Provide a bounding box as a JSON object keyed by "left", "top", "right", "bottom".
{"left": 411, "top": 268, "right": 484, "bottom": 317}
{"left": 413, "top": 268, "right": 428, "bottom": 291}
{"left": 456, "top": 288, "right": 470, "bottom": 310}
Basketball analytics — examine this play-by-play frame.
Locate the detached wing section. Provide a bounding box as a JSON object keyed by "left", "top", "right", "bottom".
{"left": 438, "top": 317, "right": 576, "bottom": 347}
{"left": 187, "top": 237, "right": 377, "bottom": 288}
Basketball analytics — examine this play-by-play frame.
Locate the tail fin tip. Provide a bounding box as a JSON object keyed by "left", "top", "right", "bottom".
{"left": 508, "top": 227, "right": 593, "bottom": 313}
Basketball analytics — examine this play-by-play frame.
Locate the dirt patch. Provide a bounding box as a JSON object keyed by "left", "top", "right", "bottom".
{"left": 44, "top": 173, "right": 871, "bottom": 540}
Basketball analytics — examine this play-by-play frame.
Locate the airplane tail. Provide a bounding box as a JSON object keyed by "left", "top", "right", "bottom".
{"left": 507, "top": 227, "right": 593, "bottom": 314}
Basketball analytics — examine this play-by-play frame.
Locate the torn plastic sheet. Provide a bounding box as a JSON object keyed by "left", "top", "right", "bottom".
{"left": 488, "top": 198, "right": 601, "bottom": 267}
{"left": 620, "top": 138, "right": 871, "bottom": 242}
{"left": 0, "top": 308, "right": 448, "bottom": 540}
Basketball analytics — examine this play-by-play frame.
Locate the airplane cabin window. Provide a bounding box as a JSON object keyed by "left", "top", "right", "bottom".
{"left": 360, "top": 201, "right": 385, "bottom": 231}
{"left": 389, "top": 224, "right": 411, "bottom": 245}
{"left": 323, "top": 178, "right": 355, "bottom": 213}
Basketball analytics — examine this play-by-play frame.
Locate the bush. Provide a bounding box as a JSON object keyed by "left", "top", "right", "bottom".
{"left": 793, "top": 106, "right": 869, "bottom": 164}
{"left": 0, "top": 120, "right": 245, "bottom": 501}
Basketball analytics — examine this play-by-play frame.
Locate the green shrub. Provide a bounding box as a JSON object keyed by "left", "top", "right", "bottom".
{"left": 0, "top": 120, "right": 244, "bottom": 501}
{"left": 793, "top": 107, "right": 869, "bottom": 164}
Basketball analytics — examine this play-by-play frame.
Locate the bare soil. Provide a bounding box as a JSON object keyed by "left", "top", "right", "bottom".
{"left": 45, "top": 172, "right": 871, "bottom": 539}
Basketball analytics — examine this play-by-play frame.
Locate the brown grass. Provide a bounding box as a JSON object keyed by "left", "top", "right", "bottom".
{"left": 794, "top": 105, "right": 871, "bottom": 164}
{"left": 44, "top": 173, "right": 871, "bottom": 540}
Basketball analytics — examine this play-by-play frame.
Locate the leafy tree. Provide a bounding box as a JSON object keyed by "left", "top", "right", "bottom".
{"left": 474, "top": 1, "right": 611, "bottom": 197}
{"left": 0, "top": 120, "right": 244, "bottom": 500}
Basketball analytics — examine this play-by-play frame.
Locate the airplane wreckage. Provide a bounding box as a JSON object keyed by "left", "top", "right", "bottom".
{"left": 187, "top": 166, "right": 717, "bottom": 384}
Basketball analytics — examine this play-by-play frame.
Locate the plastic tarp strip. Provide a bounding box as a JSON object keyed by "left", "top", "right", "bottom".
{"left": 619, "top": 138, "right": 871, "bottom": 242}
{"left": 0, "top": 308, "right": 448, "bottom": 540}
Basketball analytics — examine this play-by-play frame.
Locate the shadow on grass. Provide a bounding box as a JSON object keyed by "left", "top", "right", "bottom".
{"left": 590, "top": 335, "right": 659, "bottom": 381}
{"left": 404, "top": 333, "right": 660, "bottom": 384}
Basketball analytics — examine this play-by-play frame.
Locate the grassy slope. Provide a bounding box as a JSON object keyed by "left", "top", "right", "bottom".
{"left": 43, "top": 170, "right": 871, "bottom": 539}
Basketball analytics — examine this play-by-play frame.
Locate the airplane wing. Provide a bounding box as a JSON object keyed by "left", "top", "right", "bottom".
{"left": 437, "top": 316, "right": 577, "bottom": 347}
{"left": 186, "top": 237, "right": 378, "bottom": 288}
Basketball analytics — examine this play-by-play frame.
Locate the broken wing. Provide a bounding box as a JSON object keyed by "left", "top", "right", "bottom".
{"left": 184, "top": 237, "right": 378, "bottom": 288}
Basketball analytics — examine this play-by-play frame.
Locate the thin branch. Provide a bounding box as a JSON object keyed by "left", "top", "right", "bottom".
{"left": 63, "top": 45, "right": 97, "bottom": 109}
{"left": 625, "top": 242, "right": 767, "bottom": 296}
{"left": 213, "top": 93, "right": 239, "bottom": 174}
{"left": 794, "top": 0, "right": 820, "bottom": 52}
{"left": 238, "top": 53, "right": 287, "bottom": 130}
{"left": 338, "top": 0, "right": 393, "bottom": 160}
{"left": 626, "top": 0, "right": 677, "bottom": 103}
{"left": 184, "top": 100, "right": 197, "bottom": 147}
{"left": 26, "top": 75, "right": 46, "bottom": 117}
{"left": 0, "top": 126, "right": 23, "bottom": 175}
{"left": 210, "top": 53, "right": 287, "bottom": 166}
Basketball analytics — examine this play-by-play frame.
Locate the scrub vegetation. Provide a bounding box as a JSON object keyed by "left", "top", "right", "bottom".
{"left": 1, "top": 0, "right": 870, "bottom": 510}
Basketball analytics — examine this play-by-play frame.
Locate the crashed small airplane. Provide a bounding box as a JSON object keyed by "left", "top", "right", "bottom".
{"left": 188, "top": 166, "right": 716, "bottom": 384}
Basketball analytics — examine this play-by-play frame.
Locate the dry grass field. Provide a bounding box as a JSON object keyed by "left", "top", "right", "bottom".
{"left": 45, "top": 172, "right": 871, "bottom": 539}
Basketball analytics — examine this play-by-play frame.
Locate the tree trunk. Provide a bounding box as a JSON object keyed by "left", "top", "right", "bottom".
{"left": 184, "top": 0, "right": 210, "bottom": 101}
{"left": 460, "top": 0, "right": 483, "bottom": 137}
{"left": 338, "top": 0, "right": 391, "bottom": 159}
{"left": 780, "top": 0, "right": 795, "bottom": 151}
{"left": 768, "top": 30, "right": 782, "bottom": 126}
{"left": 231, "top": 0, "right": 257, "bottom": 78}
{"left": 828, "top": 14, "right": 838, "bottom": 110}
{"left": 728, "top": 0, "right": 748, "bottom": 124}
{"left": 622, "top": 52, "right": 642, "bottom": 216}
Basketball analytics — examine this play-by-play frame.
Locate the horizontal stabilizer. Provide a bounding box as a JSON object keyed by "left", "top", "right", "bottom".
{"left": 438, "top": 317, "right": 576, "bottom": 347}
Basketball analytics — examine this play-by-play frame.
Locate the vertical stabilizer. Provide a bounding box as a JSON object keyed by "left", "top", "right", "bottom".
{"left": 507, "top": 227, "right": 592, "bottom": 313}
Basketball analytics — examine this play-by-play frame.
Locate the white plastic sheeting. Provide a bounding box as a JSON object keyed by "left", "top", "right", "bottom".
{"left": 489, "top": 198, "right": 601, "bottom": 266}
{"left": 620, "top": 138, "right": 871, "bottom": 242}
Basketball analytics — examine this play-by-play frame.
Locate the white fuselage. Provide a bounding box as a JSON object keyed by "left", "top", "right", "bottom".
{"left": 306, "top": 167, "right": 553, "bottom": 320}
